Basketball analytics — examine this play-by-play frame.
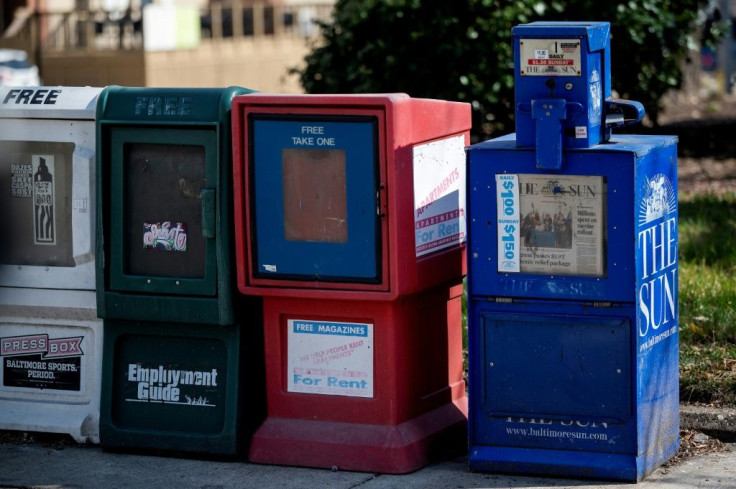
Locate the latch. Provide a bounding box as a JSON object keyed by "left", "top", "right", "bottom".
{"left": 517, "top": 98, "right": 584, "bottom": 170}
{"left": 201, "top": 188, "right": 215, "bottom": 238}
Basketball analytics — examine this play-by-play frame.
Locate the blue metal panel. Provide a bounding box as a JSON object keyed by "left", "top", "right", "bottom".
{"left": 467, "top": 298, "right": 637, "bottom": 453}
{"left": 530, "top": 98, "right": 574, "bottom": 169}
{"left": 634, "top": 142, "right": 678, "bottom": 344}
{"left": 482, "top": 313, "right": 631, "bottom": 422}
{"left": 469, "top": 446, "right": 638, "bottom": 481}
{"left": 633, "top": 137, "right": 680, "bottom": 476}
{"left": 250, "top": 116, "right": 380, "bottom": 282}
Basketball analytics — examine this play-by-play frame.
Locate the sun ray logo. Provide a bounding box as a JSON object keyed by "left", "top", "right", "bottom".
{"left": 638, "top": 174, "right": 676, "bottom": 225}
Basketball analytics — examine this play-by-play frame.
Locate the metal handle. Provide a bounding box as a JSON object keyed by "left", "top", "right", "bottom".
{"left": 604, "top": 99, "right": 645, "bottom": 128}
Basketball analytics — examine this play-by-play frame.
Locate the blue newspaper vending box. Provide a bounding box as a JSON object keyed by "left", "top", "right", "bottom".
{"left": 467, "top": 22, "right": 678, "bottom": 481}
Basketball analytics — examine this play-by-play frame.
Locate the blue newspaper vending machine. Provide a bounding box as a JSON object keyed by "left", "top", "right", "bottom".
{"left": 467, "top": 22, "right": 679, "bottom": 481}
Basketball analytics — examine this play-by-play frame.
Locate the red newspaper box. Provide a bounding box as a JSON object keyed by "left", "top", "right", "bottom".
{"left": 232, "top": 93, "right": 470, "bottom": 473}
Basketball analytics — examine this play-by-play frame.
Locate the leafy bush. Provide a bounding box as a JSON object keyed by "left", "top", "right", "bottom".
{"left": 298, "top": 0, "right": 715, "bottom": 139}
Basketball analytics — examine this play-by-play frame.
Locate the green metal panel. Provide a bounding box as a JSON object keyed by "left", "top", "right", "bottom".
{"left": 95, "top": 86, "right": 254, "bottom": 325}
{"left": 99, "top": 318, "right": 264, "bottom": 456}
{"left": 108, "top": 127, "right": 217, "bottom": 296}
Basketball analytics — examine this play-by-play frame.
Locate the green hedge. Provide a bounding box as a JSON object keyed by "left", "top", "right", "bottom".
{"left": 297, "top": 0, "right": 720, "bottom": 140}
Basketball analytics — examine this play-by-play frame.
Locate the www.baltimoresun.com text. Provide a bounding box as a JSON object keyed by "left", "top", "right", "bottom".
{"left": 506, "top": 426, "right": 608, "bottom": 441}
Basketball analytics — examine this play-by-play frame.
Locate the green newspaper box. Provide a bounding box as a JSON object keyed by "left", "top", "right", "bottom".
{"left": 96, "top": 86, "right": 262, "bottom": 456}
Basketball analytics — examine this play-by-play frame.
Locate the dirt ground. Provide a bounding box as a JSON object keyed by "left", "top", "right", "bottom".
{"left": 655, "top": 93, "right": 736, "bottom": 196}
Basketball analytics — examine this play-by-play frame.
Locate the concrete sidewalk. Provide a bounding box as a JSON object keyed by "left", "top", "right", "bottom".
{"left": 1, "top": 404, "right": 734, "bottom": 489}
{"left": 0, "top": 443, "right": 736, "bottom": 489}
{"left": 0, "top": 438, "right": 734, "bottom": 489}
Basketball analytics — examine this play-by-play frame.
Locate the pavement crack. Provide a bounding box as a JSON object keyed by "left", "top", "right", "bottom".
{"left": 347, "top": 473, "right": 381, "bottom": 488}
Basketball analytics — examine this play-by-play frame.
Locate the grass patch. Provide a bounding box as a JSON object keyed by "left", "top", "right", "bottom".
{"left": 679, "top": 192, "right": 736, "bottom": 405}
{"left": 679, "top": 263, "right": 736, "bottom": 344}
{"left": 678, "top": 193, "right": 736, "bottom": 344}
{"left": 679, "top": 193, "right": 736, "bottom": 269}
{"left": 680, "top": 344, "right": 736, "bottom": 406}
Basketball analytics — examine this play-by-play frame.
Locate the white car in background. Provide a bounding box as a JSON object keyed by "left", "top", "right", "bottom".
{"left": 0, "top": 49, "right": 41, "bottom": 86}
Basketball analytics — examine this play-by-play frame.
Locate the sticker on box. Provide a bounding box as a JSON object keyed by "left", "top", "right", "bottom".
{"left": 413, "top": 135, "right": 467, "bottom": 257}
{"left": 2, "top": 333, "right": 84, "bottom": 391}
{"left": 143, "top": 221, "right": 187, "bottom": 251}
{"left": 287, "top": 319, "right": 373, "bottom": 398}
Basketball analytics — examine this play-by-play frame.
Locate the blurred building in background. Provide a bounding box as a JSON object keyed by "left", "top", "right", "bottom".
{"left": 0, "top": 0, "right": 334, "bottom": 91}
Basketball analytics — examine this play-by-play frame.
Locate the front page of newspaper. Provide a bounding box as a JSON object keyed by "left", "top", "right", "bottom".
{"left": 498, "top": 174, "right": 606, "bottom": 276}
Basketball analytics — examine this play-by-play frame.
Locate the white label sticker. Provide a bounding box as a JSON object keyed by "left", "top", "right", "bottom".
{"left": 575, "top": 126, "right": 588, "bottom": 138}
{"left": 287, "top": 319, "right": 373, "bottom": 398}
{"left": 72, "top": 198, "right": 88, "bottom": 213}
{"left": 413, "top": 135, "right": 467, "bottom": 257}
{"left": 10, "top": 164, "right": 32, "bottom": 198}
{"left": 496, "top": 174, "right": 521, "bottom": 273}
{"left": 520, "top": 38, "right": 581, "bottom": 76}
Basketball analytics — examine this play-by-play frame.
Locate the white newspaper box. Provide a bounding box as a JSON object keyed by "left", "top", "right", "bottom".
{"left": 0, "top": 86, "right": 102, "bottom": 443}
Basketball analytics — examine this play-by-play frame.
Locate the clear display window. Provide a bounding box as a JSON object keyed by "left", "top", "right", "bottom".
{"left": 0, "top": 141, "right": 75, "bottom": 267}
{"left": 249, "top": 115, "right": 380, "bottom": 282}
{"left": 496, "top": 173, "right": 607, "bottom": 277}
{"left": 123, "top": 142, "right": 206, "bottom": 279}
{"left": 282, "top": 148, "right": 348, "bottom": 243}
